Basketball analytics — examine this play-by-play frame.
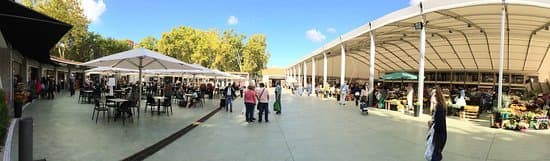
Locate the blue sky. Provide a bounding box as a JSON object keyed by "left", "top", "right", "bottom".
{"left": 88, "top": 0, "right": 412, "bottom": 68}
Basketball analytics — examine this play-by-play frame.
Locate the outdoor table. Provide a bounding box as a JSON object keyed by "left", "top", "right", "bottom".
{"left": 113, "top": 89, "right": 124, "bottom": 98}
{"left": 107, "top": 98, "right": 128, "bottom": 120}
{"left": 153, "top": 96, "right": 166, "bottom": 115}
{"left": 83, "top": 90, "right": 94, "bottom": 103}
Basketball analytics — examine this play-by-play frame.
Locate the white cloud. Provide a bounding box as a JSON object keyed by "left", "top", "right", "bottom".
{"left": 227, "top": 16, "right": 239, "bottom": 25}
{"left": 410, "top": 0, "right": 423, "bottom": 6}
{"left": 305, "top": 29, "right": 326, "bottom": 43}
{"left": 326, "top": 28, "right": 336, "bottom": 34}
{"left": 81, "top": 0, "right": 106, "bottom": 23}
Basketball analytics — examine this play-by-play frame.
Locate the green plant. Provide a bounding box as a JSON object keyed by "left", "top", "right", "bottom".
{"left": 0, "top": 89, "right": 9, "bottom": 143}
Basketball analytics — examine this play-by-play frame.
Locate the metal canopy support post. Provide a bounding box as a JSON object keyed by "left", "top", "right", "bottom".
{"left": 417, "top": 2, "right": 426, "bottom": 117}
{"left": 292, "top": 67, "right": 296, "bottom": 84}
{"left": 340, "top": 36, "right": 346, "bottom": 86}
{"left": 497, "top": 0, "right": 506, "bottom": 109}
{"left": 303, "top": 61, "right": 307, "bottom": 88}
{"left": 369, "top": 23, "right": 376, "bottom": 107}
{"left": 312, "top": 57, "right": 316, "bottom": 92}
{"left": 323, "top": 52, "right": 328, "bottom": 86}
{"left": 297, "top": 66, "right": 301, "bottom": 87}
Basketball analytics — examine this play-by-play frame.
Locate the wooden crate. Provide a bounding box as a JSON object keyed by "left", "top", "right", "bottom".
{"left": 459, "top": 105, "right": 479, "bottom": 119}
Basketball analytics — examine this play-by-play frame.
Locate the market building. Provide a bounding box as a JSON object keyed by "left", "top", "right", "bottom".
{"left": 261, "top": 68, "right": 286, "bottom": 87}
{"left": 286, "top": 0, "right": 550, "bottom": 114}
{"left": 0, "top": 0, "right": 72, "bottom": 114}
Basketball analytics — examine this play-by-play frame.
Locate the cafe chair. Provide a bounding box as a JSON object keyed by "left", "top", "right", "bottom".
{"left": 128, "top": 99, "right": 140, "bottom": 119}
{"left": 118, "top": 101, "right": 133, "bottom": 125}
{"left": 193, "top": 91, "right": 204, "bottom": 108}
{"left": 145, "top": 95, "right": 156, "bottom": 113}
{"left": 92, "top": 99, "right": 110, "bottom": 124}
{"left": 78, "top": 90, "right": 87, "bottom": 104}
{"left": 161, "top": 96, "right": 173, "bottom": 116}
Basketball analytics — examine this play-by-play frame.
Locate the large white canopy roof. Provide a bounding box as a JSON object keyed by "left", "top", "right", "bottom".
{"left": 289, "top": 0, "right": 550, "bottom": 80}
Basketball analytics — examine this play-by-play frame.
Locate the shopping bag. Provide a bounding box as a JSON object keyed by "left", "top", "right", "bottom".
{"left": 273, "top": 101, "right": 281, "bottom": 112}
{"left": 424, "top": 124, "right": 435, "bottom": 161}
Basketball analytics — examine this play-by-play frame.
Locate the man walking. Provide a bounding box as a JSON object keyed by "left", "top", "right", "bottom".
{"left": 274, "top": 82, "right": 282, "bottom": 114}
{"left": 256, "top": 83, "right": 269, "bottom": 122}
{"left": 224, "top": 83, "right": 236, "bottom": 112}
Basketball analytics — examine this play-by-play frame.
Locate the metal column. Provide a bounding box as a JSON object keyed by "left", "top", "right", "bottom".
{"left": 369, "top": 23, "right": 376, "bottom": 107}
{"left": 340, "top": 37, "right": 346, "bottom": 86}
{"left": 323, "top": 52, "right": 328, "bottom": 86}
{"left": 417, "top": 2, "right": 426, "bottom": 116}
{"left": 312, "top": 57, "right": 316, "bottom": 91}
{"left": 303, "top": 61, "right": 307, "bottom": 87}
{"left": 497, "top": 0, "right": 506, "bottom": 109}
{"left": 297, "top": 66, "right": 301, "bottom": 87}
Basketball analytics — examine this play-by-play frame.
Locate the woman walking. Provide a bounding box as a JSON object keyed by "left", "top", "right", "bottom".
{"left": 243, "top": 85, "right": 256, "bottom": 122}
{"left": 425, "top": 87, "right": 447, "bottom": 161}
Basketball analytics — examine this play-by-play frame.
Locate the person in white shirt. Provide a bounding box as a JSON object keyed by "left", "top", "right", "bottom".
{"left": 255, "top": 83, "right": 270, "bottom": 122}
{"left": 407, "top": 84, "right": 414, "bottom": 111}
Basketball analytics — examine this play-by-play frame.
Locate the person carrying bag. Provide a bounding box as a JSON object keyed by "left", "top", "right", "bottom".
{"left": 424, "top": 87, "right": 447, "bottom": 161}
{"left": 255, "top": 83, "right": 269, "bottom": 122}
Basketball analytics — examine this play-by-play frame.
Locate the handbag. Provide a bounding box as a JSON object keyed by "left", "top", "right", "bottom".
{"left": 256, "top": 88, "right": 266, "bottom": 110}
{"left": 273, "top": 100, "right": 281, "bottom": 112}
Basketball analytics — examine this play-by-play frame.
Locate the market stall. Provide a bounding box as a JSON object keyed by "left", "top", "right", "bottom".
{"left": 492, "top": 102, "right": 548, "bottom": 131}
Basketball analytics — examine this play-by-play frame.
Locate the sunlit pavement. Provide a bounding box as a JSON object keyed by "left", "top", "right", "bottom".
{"left": 19, "top": 90, "right": 550, "bottom": 161}
{"left": 148, "top": 90, "right": 550, "bottom": 161}
{"left": 21, "top": 92, "right": 218, "bottom": 161}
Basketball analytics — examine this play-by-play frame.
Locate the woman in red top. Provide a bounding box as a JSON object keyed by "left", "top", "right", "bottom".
{"left": 243, "top": 85, "right": 256, "bottom": 122}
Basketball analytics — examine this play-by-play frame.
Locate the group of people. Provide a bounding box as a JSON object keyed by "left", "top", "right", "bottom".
{"left": 223, "top": 82, "right": 282, "bottom": 123}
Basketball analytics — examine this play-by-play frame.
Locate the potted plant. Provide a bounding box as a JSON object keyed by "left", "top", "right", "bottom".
{"left": 13, "top": 82, "right": 26, "bottom": 118}
{"left": 0, "top": 89, "right": 10, "bottom": 144}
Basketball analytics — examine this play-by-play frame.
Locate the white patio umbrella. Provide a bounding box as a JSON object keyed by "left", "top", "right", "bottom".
{"left": 80, "top": 48, "right": 199, "bottom": 108}
{"left": 85, "top": 66, "right": 138, "bottom": 74}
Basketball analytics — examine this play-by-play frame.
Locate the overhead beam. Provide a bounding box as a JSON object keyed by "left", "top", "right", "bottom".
{"left": 389, "top": 22, "right": 492, "bottom": 69}
{"left": 377, "top": 45, "right": 415, "bottom": 69}
{"left": 383, "top": 42, "right": 420, "bottom": 65}
{"left": 389, "top": 39, "right": 439, "bottom": 69}
{"left": 433, "top": 33, "right": 466, "bottom": 69}
{"left": 349, "top": 50, "right": 390, "bottom": 71}
{"left": 358, "top": 48, "right": 400, "bottom": 71}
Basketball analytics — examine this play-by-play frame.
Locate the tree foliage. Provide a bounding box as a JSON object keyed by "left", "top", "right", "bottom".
{"left": 137, "top": 36, "right": 158, "bottom": 51}
{"left": 155, "top": 27, "right": 269, "bottom": 77}
{"left": 22, "top": 0, "right": 133, "bottom": 62}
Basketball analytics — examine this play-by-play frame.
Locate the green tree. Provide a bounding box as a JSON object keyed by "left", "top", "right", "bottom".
{"left": 98, "top": 38, "right": 133, "bottom": 58}
{"left": 156, "top": 26, "right": 269, "bottom": 76}
{"left": 243, "top": 34, "right": 270, "bottom": 77}
{"left": 157, "top": 26, "right": 198, "bottom": 63}
{"left": 137, "top": 36, "right": 159, "bottom": 51}
{"left": 220, "top": 29, "right": 246, "bottom": 72}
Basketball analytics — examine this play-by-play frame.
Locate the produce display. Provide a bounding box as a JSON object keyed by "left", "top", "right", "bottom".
{"left": 493, "top": 106, "right": 548, "bottom": 131}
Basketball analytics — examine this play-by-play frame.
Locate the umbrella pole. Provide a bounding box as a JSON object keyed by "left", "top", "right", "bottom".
{"left": 138, "top": 58, "right": 143, "bottom": 108}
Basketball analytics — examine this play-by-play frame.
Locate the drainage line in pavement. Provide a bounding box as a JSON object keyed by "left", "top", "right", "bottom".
{"left": 121, "top": 107, "right": 221, "bottom": 161}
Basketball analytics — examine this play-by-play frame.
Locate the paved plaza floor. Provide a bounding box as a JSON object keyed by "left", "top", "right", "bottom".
{"left": 20, "top": 90, "right": 550, "bottom": 161}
